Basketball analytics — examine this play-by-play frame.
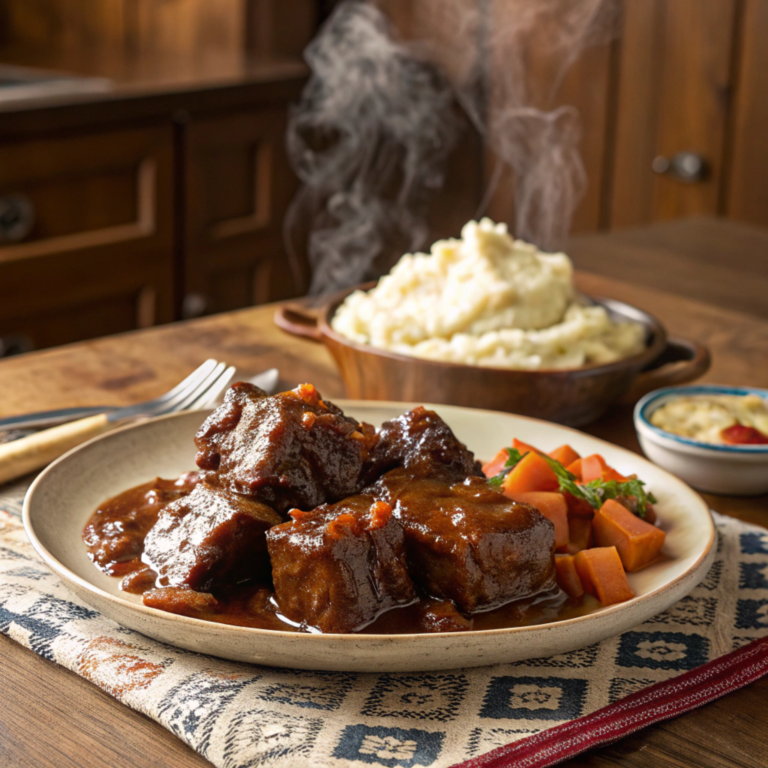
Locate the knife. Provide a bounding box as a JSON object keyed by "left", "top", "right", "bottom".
{"left": 0, "top": 368, "right": 280, "bottom": 432}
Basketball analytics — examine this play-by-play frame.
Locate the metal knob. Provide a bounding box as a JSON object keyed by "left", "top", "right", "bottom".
{"left": 0, "top": 194, "right": 34, "bottom": 243}
{"left": 182, "top": 292, "right": 209, "bottom": 319}
{"left": 652, "top": 152, "right": 709, "bottom": 183}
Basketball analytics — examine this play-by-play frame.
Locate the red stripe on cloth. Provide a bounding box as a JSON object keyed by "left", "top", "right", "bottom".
{"left": 454, "top": 636, "right": 768, "bottom": 768}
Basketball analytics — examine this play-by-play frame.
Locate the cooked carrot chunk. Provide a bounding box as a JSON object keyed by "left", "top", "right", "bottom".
{"left": 513, "top": 437, "right": 545, "bottom": 456}
{"left": 592, "top": 499, "right": 666, "bottom": 572}
{"left": 548, "top": 444, "right": 581, "bottom": 467}
{"left": 566, "top": 515, "right": 593, "bottom": 554}
{"left": 509, "top": 492, "right": 569, "bottom": 550}
{"left": 555, "top": 554, "right": 584, "bottom": 598}
{"left": 564, "top": 491, "right": 594, "bottom": 518}
{"left": 482, "top": 448, "right": 509, "bottom": 478}
{"left": 581, "top": 454, "right": 628, "bottom": 483}
{"left": 566, "top": 458, "right": 583, "bottom": 480}
{"left": 502, "top": 451, "right": 559, "bottom": 495}
{"left": 574, "top": 546, "right": 635, "bottom": 606}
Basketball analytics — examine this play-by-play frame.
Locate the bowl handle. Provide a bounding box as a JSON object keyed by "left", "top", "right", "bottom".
{"left": 621, "top": 337, "right": 711, "bottom": 403}
{"left": 274, "top": 305, "right": 323, "bottom": 343}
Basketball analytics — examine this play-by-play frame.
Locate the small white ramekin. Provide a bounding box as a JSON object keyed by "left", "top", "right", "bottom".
{"left": 634, "top": 385, "right": 768, "bottom": 496}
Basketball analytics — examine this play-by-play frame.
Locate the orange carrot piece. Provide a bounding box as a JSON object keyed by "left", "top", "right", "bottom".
{"left": 566, "top": 459, "right": 583, "bottom": 480}
{"left": 601, "top": 466, "right": 629, "bottom": 483}
{"left": 502, "top": 451, "right": 559, "bottom": 495}
{"left": 574, "top": 546, "right": 635, "bottom": 606}
{"left": 482, "top": 448, "right": 509, "bottom": 478}
{"left": 548, "top": 444, "right": 581, "bottom": 467}
{"left": 555, "top": 554, "right": 585, "bottom": 598}
{"left": 513, "top": 437, "right": 545, "bottom": 456}
{"left": 566, "top": 515, "right": 593, "bottom": 554}
{"left": 581, "top": 454, "right": 629, "bottom": 483}
{"left": 581, "top": 454, "right": 608, "bottom": 482}
{"left": 564, "top": 491, "right": 594, "bottom": 518}
{"left": 509, "top": 492, "right": 569, "bottom": 550}
{"left": 593, "top": 499, "right": 666, "bottom": 572}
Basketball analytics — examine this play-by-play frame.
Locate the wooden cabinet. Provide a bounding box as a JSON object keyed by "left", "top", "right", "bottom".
{"left": 379, "top": 0, "right": 768, "bottom": 237}
{"left": 183, "top": 107, "right": 299, "bottom": 317}
{"left": 0, "top": 0, "right": 311, "bottom": 354}
{"left": 0, "top": 101, "right": 303, "bottom": 353}
{"left": 609, "top": 0, "right": 739, "bottom": 227}
{"left": 725, "top": 0, "right": 768, "bottom": 226}
{"left": 0, "top": 124, "right": 175, "bottom": 351}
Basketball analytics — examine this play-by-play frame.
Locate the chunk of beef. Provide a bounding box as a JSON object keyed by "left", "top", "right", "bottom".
{"left": 143, "top": 586, "right": 219, "bottom": 618}
{"left": 82, "top": 473, "right": 199, "bottom": 577}
{"left": 143, "top": 585, "right": 287, "bottom": 630}
{"left": 267, "top": 496, "right": 416, "bottom": 633}
{"left": 120, "top": 565, "right": 157, "bottom": 595}
{"left": 195, "top": 382, "right": 376, "bottom": 513}
{"left": 367, "top": 468, "right": 556, "bottom": 613}
{"left": 364, "top": 406, "right": 483, "bottom": 484}
{"left": 142, "top": 481, "right": 282, "bottom": 591}
{"left": 414, "top": 599, "right": 473, "bottom": 633}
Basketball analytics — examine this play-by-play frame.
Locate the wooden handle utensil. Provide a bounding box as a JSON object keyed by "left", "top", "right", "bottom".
{"left": 0, "top": 414, "right": 113, "bottom": 485}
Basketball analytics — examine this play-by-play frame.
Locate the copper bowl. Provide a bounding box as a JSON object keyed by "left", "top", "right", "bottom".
{"left": 275, "top": 286, "right": 710, "bottom": 426}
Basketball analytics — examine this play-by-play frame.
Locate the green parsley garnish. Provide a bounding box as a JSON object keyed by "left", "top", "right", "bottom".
{"left": 487, "top": 447, "right": 657, "bottom": 518}
{"left": 487, "top": 448, "right": 528, "bottom": 489}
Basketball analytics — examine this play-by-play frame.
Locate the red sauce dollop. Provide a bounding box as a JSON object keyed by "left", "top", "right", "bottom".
{"left": 721, "top": 424, "right": 768, "bottom": 445}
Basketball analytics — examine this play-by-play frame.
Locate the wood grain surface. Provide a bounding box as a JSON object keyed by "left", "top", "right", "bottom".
{"left": 0, "top": 217, "right": 767, "bottom": 767}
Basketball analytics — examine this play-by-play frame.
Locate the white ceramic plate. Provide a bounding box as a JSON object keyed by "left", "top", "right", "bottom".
{"left": 24, "top": 401, "right": 716, "bottom": 672}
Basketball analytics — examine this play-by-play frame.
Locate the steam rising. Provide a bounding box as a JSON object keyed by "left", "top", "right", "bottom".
{"left": 285, "top": 3, "right": 460, "bottom": 295}
{"left": 286, "top": 0, "right": 619, "bottom": 294}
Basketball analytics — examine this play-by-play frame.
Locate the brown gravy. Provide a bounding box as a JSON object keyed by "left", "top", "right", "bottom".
{"left": 83, "top": 475, "right": 599, "bottom": 634}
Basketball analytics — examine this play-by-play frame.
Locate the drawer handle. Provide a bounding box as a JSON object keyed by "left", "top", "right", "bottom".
{"left": 0, "top": 194, "right": 35, "bottom": 243}
{"left": 651, "top": 152, "right": 709, "bottom": 183}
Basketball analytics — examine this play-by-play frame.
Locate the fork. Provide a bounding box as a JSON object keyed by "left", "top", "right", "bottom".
{"left": 0, "top": 367, "right": 279, "bottom": 431}
{"left": 0, "top": 359, "right": 235, "bottom": 485}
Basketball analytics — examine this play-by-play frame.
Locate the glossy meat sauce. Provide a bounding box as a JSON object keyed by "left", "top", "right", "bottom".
{"left": 83, "top": 469, "right": 594, "bottom": 634}
{"left": 82, "top": 384, "right": 592, "bottom": 634}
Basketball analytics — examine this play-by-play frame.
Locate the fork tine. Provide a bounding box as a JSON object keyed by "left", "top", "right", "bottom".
{"left": 152, "top": 359, "right": 218, "bottom": 404}
{"left": 107, "top": 359, "right": 219, "bottom": 422}
{"left": 188, "top": 366, "right": 237, "bottom": 410}
{"left": 147, "top": 362, "right": 227, "bottom": 418}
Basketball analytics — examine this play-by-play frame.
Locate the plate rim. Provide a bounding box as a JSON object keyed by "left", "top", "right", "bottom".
{"left": 23, "top": 400, "right": 717, "bottom": 643}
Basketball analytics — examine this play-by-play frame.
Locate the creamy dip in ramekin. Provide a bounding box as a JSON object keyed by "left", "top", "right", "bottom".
{"left": 649, "top": 393, "right": 768, "bottom": 445}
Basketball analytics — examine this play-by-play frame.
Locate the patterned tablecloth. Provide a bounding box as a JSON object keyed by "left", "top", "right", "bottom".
{"left": 2, "top": 466, "right": 768, "bottom": 768}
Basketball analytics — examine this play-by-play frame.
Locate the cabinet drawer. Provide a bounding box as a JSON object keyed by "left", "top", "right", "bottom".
{"left": 184, "top": 108, "right": 300, "bottom": 316}
{"left": 0, "top": 124, "right": 175, "bottom": 351}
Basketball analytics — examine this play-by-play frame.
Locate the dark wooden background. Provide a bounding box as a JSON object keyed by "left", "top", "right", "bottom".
{"left": 0, "top": 0, "right": 765, "bottom": 354}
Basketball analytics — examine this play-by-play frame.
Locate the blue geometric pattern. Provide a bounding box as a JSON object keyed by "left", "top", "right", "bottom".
{"left": 740, "top": 532, "right": 768, "bottom": 555}
{"left": 650, "top": 596, "right": 717, "bottom": 627}
{"left": 616, "top": 631, "right": 709, "bottom": 671}
{"left": 740, "top": 563, "right": 768, "bottom": 590}
{"left": 260, "top": 669, "right": 358, "bottom": 711}
{"left": 333, "top": 725, "right": 444, "bottom": 767}
{"left": 159, "top": 672, "right": 260, "bottom": 755}
{"left": 480, "top": 676, "right": 588, "bottom": 721}
{"left": 0, "top": 490, "right": 766, "bottom": 768}
{"left": 736, "top": 599, "right": 768, "bottom": 629}
{"left": 0, "top": 592, "right": 100, "bottom": 660}
{"left": 222, "top": 708, "right": 324, "bottom": 767}
{"left": 362, "top": 673, "right": 468, "bottom": 722}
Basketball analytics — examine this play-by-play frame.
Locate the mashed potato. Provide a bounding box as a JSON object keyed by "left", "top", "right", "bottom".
{"left": 331, "top": 219, "right": 646, "bottom": 370}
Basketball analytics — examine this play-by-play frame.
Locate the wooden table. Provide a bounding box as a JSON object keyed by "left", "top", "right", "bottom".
{"left": 0, "top": 217, "right": 766, "bottom": 767}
